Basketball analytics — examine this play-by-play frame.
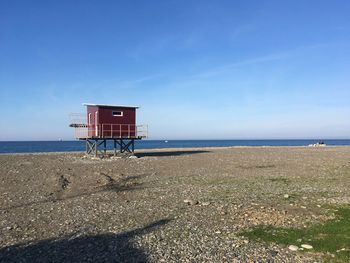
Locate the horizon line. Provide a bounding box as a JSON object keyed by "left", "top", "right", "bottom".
{"left": 1, "top": 138, "right": 350, "bottom": 142}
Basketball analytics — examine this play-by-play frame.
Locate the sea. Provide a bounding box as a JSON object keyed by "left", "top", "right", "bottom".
{"left": 0, "top": 139, "right": 350, "bottom": 154}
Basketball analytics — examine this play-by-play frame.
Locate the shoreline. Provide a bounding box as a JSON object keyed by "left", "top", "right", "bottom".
{"left": 1, "top": 144, "right": 349, "bottom": 156}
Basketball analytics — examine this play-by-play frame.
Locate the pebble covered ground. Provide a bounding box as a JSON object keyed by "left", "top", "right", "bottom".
{"left": 0, "top": 146, "right": 349, "bottom": 262}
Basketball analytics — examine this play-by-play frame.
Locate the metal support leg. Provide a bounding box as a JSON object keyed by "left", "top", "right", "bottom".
{"left": 85, "top": 138, "right": 139, "bottom": 157}
{"left": 118, "top": 139, "right": 133, "bottom": 153}
{"left": 86, "top": 140, "right": 94, "bottom": 155}
{"left": 114, "top": 140, "right": 117, "bottom": 156}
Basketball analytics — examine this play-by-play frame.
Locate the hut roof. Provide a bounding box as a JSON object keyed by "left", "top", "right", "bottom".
{"left": 82, "top": 103, "right": 139, "bottom": 109}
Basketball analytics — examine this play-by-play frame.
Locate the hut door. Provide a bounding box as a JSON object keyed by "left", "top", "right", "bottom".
{"left": 95, "top": 111, "right": 98, "bottom": 137}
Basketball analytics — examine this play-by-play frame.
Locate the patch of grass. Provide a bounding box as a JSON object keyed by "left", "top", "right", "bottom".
{"left": 241, "top": 207, "right": 350, "bottom": 261}
{"left": 269, "top": 177, "right": 290, "bottom": 184}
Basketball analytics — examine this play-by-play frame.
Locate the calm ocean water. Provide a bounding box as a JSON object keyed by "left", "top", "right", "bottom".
{"left": 0, "top": 139, "right": 350, "bottom": 154}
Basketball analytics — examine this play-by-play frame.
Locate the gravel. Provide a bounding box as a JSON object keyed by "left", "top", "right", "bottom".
{"left": 1, "top": 146, "right": 349, "bottom": 262}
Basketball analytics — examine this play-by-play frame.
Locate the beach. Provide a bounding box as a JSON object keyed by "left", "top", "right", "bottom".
{"left": 0, "top": 146, "right": 349, "bottom": 262}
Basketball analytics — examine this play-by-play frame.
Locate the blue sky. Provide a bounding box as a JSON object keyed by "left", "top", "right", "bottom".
{"left": 1, "top": 0, "right": 350, "bottom": 140}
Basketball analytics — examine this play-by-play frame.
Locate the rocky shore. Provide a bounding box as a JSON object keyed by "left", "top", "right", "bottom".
{"left": 1, "top": 146, "right": 349, "bottom": 262}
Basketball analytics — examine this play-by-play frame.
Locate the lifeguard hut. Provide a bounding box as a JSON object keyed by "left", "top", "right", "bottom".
{"left": 69, "top": 103, "right": 148, "bottom": 156}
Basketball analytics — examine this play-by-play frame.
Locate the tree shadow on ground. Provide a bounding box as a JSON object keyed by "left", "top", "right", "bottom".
{"left": 0, "top": 219, "right": 170, "bottom": 263}
{"left": 1, "top": 175, "right": 144, "bottom": 212}
{"left": 135, "top": 150, "right": 210, "bottom": 158}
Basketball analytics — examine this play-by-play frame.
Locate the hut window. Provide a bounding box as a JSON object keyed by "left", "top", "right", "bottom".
{"left": 112, "top": 111, "right": 123, "bottom": 117}
{"left": 88, "top": 113, "right": 92, "bottom": 125}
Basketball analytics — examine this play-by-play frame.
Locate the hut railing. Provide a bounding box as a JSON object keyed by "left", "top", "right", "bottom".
{"left": 73, "top": 124, "right": 148, "bottom": 139}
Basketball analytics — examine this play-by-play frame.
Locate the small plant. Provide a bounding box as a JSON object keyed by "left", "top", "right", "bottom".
{"left": 241, "top": 207, "right": 350, "bottom": 262}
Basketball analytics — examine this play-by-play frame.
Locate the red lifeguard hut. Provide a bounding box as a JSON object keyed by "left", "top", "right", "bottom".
{"left": 69, "top": 103, "right": 148, "bottom": 156}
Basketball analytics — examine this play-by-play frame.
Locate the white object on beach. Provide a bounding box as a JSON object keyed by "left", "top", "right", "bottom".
{"left": 288, "top": 245, "right": 299, "bottom": 251}
{"left": 183, "top": 199, "right": 198, "bottom": 205}
{"left": 301, "top": 244, "right": 313, "bottom": 249}
{"left": 308, "top": 143, "right": 326, "bottom": 147}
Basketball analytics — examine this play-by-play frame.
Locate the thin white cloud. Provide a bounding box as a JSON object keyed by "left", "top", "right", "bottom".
{"left": 191, "top": 43, "right": 333, "bottom": 79}
{"left": 191, "top": 53, "right": 290, "bottom": 79}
